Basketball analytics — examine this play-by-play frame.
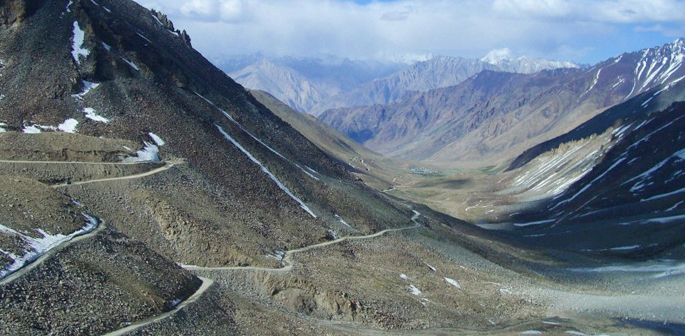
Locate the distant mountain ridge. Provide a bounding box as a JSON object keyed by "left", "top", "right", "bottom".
{"left": 221, "top": 52, "right": 580, "bottom": 115}
{"left": 319, "top": 39, "right": 685, "bottom": 167}
{"left": 218, "top": 55, "right": 404, "bottom": 112}
{"left": 481, "top": 48, "right": 580, "bottom": 73}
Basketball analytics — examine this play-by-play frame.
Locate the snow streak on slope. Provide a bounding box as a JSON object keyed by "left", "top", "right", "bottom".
{"left": 83, "top": 107, "right": 110, "bottom": 123}
{"left": 626, "top": 147, "right": 685, "bottom": 193}
{"left": 0, "top": 215, "right": 99, "bottom": 279}
{"left": 71, "top": 21, "right": 89, "bottom": 64}
{"left": 195, "top": 92, "right": 320, "bottom": 181}
{"left": 72, "top": 80, "right": 100, "bottom": 101}
{"left": 627, "top": 39, "right": 685, "bottom": 98}
{"left": 581, "top": 68, "right": 602, "bottom": 96}
{"left": 216, "top": 125, "right": 317, "bottom": 218}
{"left": 506, "top": 129, "right": 617, "bottom": 202}
{"left": 122, "top": 142, "right": 160, "bottom": 162}
{"left": 58, "top": 119, "right": 78, "bottom": 133}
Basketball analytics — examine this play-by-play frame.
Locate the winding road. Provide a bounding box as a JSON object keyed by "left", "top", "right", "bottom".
{"left": 101, "top": 276, "right": 215, "bottom": 336}
{"left": 52, "top": 159, "right": 183, "bottom": 188}
{"left": 184, "top": 212, "right": 422, "bottom": 273}
{"left": 1, "top": 158, "right": 425, "bottom": 335}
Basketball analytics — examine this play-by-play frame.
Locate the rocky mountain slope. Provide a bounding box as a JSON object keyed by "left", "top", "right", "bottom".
{"left": 249, "top": 89, "right": 406, "bottom": 189}
{"left": 1, "top": 0, "right": 683, "bottom": 335}
{"left": 0, "top": 0, "right": 410, "bottom": 333}
{"left": 500, "top": 79, "right": 685, "bottom": 258}
{"left": 320, "top": 39, "right": 685, "bottom": 167}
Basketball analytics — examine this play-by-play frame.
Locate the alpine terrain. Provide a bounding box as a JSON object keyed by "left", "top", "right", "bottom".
{"left": 224, "top": 52, "right": 579, "bottom": 116}
{"left": 320, "top": 40, "right": 685, "bottom": 167}
{"left": 0, "top": 0, "right": 684, "bottom": 336}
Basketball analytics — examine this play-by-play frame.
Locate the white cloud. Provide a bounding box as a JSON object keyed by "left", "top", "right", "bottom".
{"left": 140, "top": 0, "right": 685, "bottom": 64}
{"left": 219, "top": 0, "right": 250, "bottom": 22}
{"left": 179, "top": 0, "right": 215, "bottom": 20}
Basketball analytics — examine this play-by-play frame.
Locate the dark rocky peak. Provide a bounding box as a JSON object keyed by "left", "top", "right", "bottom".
{"left": 149, "top": 8, "right": 191, "bottom": 47}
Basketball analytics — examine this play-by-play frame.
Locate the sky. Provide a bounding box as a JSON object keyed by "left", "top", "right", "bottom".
{"left": 138, "top": 0, "right": 685, "bottom": 65}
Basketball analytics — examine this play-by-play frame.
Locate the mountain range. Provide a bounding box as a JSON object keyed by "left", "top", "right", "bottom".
{"left": 320, "top": 39, "right": 685, "bottom": 167}
{"left": 222, "top": 51, "right": 580, "bottom": 115}
{"left": 218, "top": 55, "right": 404, "bottom": 113}
{"left": 1, "top": 0, "right": 684, "bottom": 335}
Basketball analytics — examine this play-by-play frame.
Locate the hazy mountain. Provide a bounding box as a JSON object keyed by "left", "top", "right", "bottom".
{"left": 230, "top": 59, "right": 330, "bottom": 113}
{"left": 218, "top": 55, "right": 404, "bottom": 112}
{"left": 480, "top": 48, "right": 580, "bottom": 73}
{"left": 310, "top": 52, "right": 580, "bottom": 115}
{"left": 320, "top": 40, "right": 685, "bottom": 167}
{"left": 223, "top": 52, "right": 579, "bottom": 115}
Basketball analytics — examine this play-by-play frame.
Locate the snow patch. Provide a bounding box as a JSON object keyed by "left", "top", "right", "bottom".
{"left": 72, "top": 80, "right": 100, "bottom": 100}
{"left": 58, "top": 118, "right": 78, "bottom": 133}
{"left": 666, "top": 201, "right": 684, "bottom": 212}
{"left": 582, "top": 68, "right": 602, "bottom": 96}
{"left": 424, "top": 263, "right": 436, "bottom": 272}
{"left": 628, "top": 148, "right": 685, "bottom": 194}
{"left": 0, "top": 214, "right": 98, "bottom": 279}
{"left": 121, "top": 57, "right": 140, "bottom": 71}
{"left": 0, "top": 122, "right": 6, "bottom": 133}
{"left": 151, "top": 14, "right": 164, "bottom": 26}
{"left": 216, "top": 125, "right": 317, "bottom": 218}
{"left": 572, "top": 260, "right": 685, "bottom": 278}
{"left": 102, "top": 42, "right": 111, "bottom": 51}
{"left": 400, "top": 274, "right": 408, "bottom": 280}
{"left": 408, "top": 285, "right": 422, "bottom": 296}
{"left": 550, "top": 157, "right": 627, "bottom": 210}
{"left": 513, "top": 219, "right": 555, "bottom": 228}
{"left": 136, "top": 32, "right": 152, "bottom": 44}
{"left": 609, "top": 245, "right": 641, "bottom": 251}
{"left": 71, "top": 21, "right": 89, "bottom": 65}
{"left": 520, "top": 331, "right": 543, "bottom": 335}
{"left": 123, "top": 142, "right": 160, "bottom": 162}
{"left": 566, "top": 331, "right": 587, "bottom": 336}
{"left": 83, "top": 107, "right": 109, "bottom": 123}
{"left": 149, "top": 132, "right": 165, "bottom": 146}
{"left": 335, "top": 214, "right": 352, "bottom": 228}
{"left": 22, "top": 125, "right": 42, "bottom": 134}
{"left": 444, "top": 277, "right": 461, "bottom": 289}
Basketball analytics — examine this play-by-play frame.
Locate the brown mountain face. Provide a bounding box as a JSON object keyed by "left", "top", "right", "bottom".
{"left": 0, "top": 0, "right": 412, "bottom": 333}
{"left": 2, "top": 1, "right": 684, "bottom": 335}
{"left": 320, "top": 40, "right": 685, "bottom": 168}
{"left": 0, "top": 0, "right": 412, "bottom": 260}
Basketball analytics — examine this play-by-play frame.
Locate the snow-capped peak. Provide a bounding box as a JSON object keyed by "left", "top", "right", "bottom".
{"left": 481, "top": 48, "right": 579, "bottom": 73}
{"left": 481, "top": 48, "right": 514, "bottom": 65}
